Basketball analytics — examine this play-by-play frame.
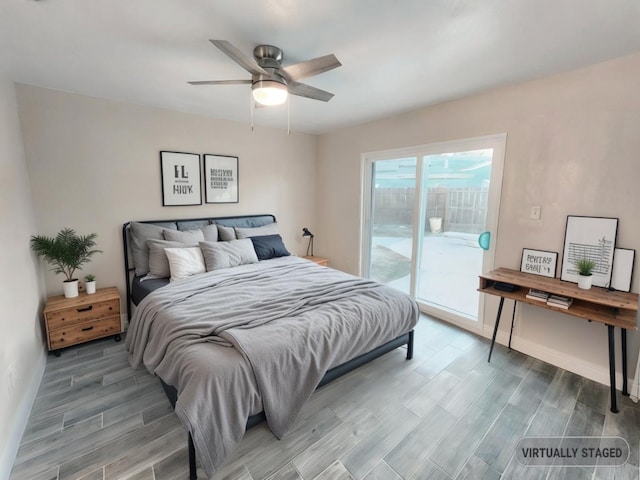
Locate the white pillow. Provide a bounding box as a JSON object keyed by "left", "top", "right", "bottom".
{"left": 147, "top": 239, "right": 196, "bottom": 278}
{"left": 235, "top": 223, "right": 279, "bottom": 239}
{"left": 164, "top": 247, "right": 206, "bottom": 282}
{"left": 199, "top": 239, "right": 259, "bottom": 271}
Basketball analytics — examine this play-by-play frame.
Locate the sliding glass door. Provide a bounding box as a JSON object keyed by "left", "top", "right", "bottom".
{"left": 366, "top": 156, "right": 417, "bottom": 295}
{"left": 362, "top": 135, "right": 505, "bottom": 333}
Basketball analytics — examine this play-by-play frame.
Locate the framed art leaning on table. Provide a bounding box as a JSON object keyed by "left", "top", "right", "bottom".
{"left": 560, "top": 215, "right": 618, "bottom": 288}
{"left": 520, "top": 248, "right": 557, "bottom": 278}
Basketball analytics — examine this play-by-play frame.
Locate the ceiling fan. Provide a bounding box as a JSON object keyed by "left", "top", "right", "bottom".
{"left": 189, "top": 40, "right": 341, "bottom": 106}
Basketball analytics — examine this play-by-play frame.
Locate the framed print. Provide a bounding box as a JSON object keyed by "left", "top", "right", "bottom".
{"left": 560, "top": 215, "right": 618, "bottom": 288}
{"left": 611, "top": 248, "right": 635, "bottom": 292}
{"left": 520, "top": 248, "right": 558, "bottom": 278}
{"left": 204, "top": 154, "right": 239, "bottom": 203}
{"left": 160, "top": 151, "right": 202, "bottom": 206}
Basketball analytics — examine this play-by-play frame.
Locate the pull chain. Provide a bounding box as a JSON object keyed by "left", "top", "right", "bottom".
{"left": 250, "top": 93, "right": 254, "bottom": 131}
{"left": 287, "top": 96, "right": 291, "bottom": 135}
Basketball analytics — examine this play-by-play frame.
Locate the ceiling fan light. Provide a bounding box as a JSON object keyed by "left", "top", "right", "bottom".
{"left": 252, "top": 80, "right": 288, "bottom": 106}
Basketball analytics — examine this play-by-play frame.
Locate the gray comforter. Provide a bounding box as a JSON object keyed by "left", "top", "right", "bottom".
{"left": 126, "top": 256, "right": 419, "bottom": 477}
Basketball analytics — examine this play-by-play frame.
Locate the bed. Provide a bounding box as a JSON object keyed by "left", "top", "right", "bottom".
{"left": 123, "top": 215, "right": 418, "bottom": 479}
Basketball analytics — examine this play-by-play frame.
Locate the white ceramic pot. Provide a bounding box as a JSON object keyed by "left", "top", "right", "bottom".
{"left": 429, "top": 217, "right": 443, "bottom": 233}
{"left": 63, "top": 279, "right": 79, "bottom": 298}
{"left": 86, "top": 281, "right": 96, "bottom": 294}
{"left": 577, "top": 274, "right": 593, "bottom": 290}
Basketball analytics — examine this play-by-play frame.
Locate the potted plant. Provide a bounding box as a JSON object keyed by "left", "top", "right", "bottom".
{"left": 574, "top": 258, "right": 596, "bottom": 290}
{"left": 84, "top": 273, "right": 96, "bottom": 295}
{"left": 30, "top": 228, "right": 101, "bottom": 298}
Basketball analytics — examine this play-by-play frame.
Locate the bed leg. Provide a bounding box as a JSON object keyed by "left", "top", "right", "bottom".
{"left": 188, "top": 432, "right": 197, "bottom": 480}
{"left": 406, "top": 330, "right": 414, "bottom": 360}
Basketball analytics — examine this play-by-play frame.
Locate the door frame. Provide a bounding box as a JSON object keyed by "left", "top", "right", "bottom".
{"left": 361, "top": 133, "right": 507, "bottom": 335}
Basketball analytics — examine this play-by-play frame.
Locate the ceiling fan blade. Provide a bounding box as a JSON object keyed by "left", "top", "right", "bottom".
{"left": 188, "top": 80, "right": 252, "bottom": 85}
{"left": 282, "top": 54, "right": 341, "bottom": 82}
{"left": 288, "top": 82, "right": 334, "bottom": 102}
{"left": 210, "top": 40, "right": 268, "bottom": 76}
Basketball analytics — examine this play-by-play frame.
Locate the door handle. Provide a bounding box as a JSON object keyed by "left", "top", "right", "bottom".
{"left": 478, "top": 231, "right": 491, "bottom": 250}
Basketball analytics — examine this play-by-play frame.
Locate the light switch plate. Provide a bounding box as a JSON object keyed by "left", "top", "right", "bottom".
{"left": 530, "top": 206, "right": 541, "bottom": 220}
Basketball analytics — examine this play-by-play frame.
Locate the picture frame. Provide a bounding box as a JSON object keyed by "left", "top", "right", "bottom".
{"left": 204, "top": 154, "right": 239, "bottom": 204}
{"left": 520, "top": 248, "right": 558, "bottom": 278}
{"left": 160, "top": 151, "right": 202, "bottom": 206}
{"left": 611, "top": 248, "right": 635, "bottom": 292}
{"left": 560, "top": 215, "right": 618, "bottom": 288}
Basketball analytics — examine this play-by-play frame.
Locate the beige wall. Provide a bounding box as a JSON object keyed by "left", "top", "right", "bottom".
{"left": 16, "top": 86, "right": 318, "bottom": 316}
{"left": 0, "top": 78, "right": 47, "bottom": 479}
{"left": 317, "top": 52, "right": 640, "bottom": 387}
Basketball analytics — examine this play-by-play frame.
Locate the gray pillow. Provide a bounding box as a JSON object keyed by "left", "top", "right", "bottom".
{"left": 235, "top": 223, "right": 279, "bottom": 239}
{"left": 130, "top": 222, "right": 177, "bottom": 275}
{"left": 199, "top": 239, "right": 259, "bottom": 271}
{"left": 164, "top": 229, "right": 205, "bottom": 243}
{"left": 177, "top": 220, "right": 209, "bottom": 231}
{"left": 202, "top": 223, "right": 218, "bottom": 242}
{"left": 217, "top": 225, "right": 237, "bottom": 241}
{"left": 147, "top": 239, "right": 196, "bottom": 278}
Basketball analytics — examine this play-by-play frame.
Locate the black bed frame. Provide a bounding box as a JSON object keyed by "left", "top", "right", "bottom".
{"left": 122, "top": 214, "right": 276, "bottom": 320}
{"left": 122, "top": 214, "right": 415, "bottom": 479}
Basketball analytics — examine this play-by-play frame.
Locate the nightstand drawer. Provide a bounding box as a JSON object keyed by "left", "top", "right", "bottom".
{"left": 48, "top": 316, "right": 121, "bottom": 350}
{"left": 46, "top": 299, "right": 119, "bottom": 330}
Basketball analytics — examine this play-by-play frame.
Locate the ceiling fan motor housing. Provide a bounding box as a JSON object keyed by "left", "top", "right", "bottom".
{"left": 253, "top": 45, "right": 283, "bottom": 66}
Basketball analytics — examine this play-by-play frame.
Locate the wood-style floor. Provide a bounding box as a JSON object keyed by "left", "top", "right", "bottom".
{"left": 9, "top": 315, "right": 640, "bottom": 480}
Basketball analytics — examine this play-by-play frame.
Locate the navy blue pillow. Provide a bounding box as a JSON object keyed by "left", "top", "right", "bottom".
{"left": 250, "top": 234, "right": 291, "bottom": 260}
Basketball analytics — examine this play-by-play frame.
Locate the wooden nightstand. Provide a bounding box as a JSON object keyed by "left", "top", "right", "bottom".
{"left": 43, "top": 287, "right": 122, "bottom": 356}
{"left": 303, "top": 255, "right": 329, "bottom": 267}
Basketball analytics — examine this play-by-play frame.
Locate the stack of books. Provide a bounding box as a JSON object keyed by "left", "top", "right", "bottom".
{"left": 526, "top": 289, "right": 550, "bottom": 302}
{"left": 546, "top": 294, "right": 573, "bottom": 309}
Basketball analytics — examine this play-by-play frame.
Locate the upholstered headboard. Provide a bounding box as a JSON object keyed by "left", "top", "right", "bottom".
{"left": 122, "top": 214, "right": 276, "bottom": 319}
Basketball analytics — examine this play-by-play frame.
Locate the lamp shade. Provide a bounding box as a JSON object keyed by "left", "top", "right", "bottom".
{"left": 252, "top": 80, "right": 288, "bottom": 106}
{"left": 302, "top": 227, "right": 314, "bottom": 256}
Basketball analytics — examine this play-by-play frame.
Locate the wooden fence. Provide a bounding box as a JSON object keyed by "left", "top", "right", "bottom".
{"left": 373, "top": 186, "right": 488, "bottom": 234}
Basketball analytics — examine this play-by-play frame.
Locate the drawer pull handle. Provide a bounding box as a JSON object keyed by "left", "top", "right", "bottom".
{"left": 81, "top": 326, "right": 94, "bottom": 332}
{"left": 77, "top": 306, "right": 93, "bottom": 313}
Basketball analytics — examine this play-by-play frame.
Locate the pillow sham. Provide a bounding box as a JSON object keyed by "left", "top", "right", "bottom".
{"left": 130, "top": 221, "right": 177, "bottom": 276}
{"left": 147, "top": 239, "right": 197, "bottom": 278}
{"left": 235, "top": 223, "right": 279, "bottom": 239}
{"left": 199, "top": 239, "right": 259, "bottom": 271}
{"left": 163, "top": 247, "right": 206, "bottom": 282}
{"left": 164, "top": 228, "right": 205, "bottom": 243}
{"left": 249, "top": 234, "right": 291, "bottom": 261}
{"left": 216, "top": 225, "right": 236, "bottom": 241}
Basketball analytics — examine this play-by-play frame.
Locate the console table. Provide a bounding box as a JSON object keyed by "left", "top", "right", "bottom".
{"left": 479, "top": 267, "right": 638, "bottom": 413}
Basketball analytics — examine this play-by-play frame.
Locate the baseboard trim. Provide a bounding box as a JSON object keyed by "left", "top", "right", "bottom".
{"left": 0, "top": 348, "right": 47, "bottom": 480}
{"left": 482, "top": 326, "right": 629, "bottom": 391}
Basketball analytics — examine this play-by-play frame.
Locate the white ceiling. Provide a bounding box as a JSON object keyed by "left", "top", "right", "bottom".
{"left": 2, "top": 0, "right": 640, "bottom": 134}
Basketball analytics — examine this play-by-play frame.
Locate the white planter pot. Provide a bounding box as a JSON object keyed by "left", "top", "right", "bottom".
{"left": 63, "top": 279, "right": 79, "bottom": 298}
{"left": 86, "top": 281, "right": 96, "bottom": 294}
{"left": 429, "top": 217, "right": 443, "bottom": 233}
{"left": 577, "top": 274, "right": 593, "bottom": 290}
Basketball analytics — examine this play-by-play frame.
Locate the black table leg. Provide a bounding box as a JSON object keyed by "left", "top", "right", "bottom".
{"left": 488, "top": 296, "right": 505, "bottom": 362}
{"left": 607, "top": 325, "right": 619, "bottom": 413}
{"left": 508, "top": 301, "right": 517, "bottom": 350}
{"left": 621, "top": 328, "right": 629, "bottom": 396}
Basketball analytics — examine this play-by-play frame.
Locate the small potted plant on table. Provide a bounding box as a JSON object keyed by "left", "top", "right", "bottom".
{"left": 31, "top": 228, "right": 101, "bottom": 298}
{"left": 84, "top": 274, "right": 96, "bottom": 294}
{"left": 574, "top": 258, "right": 596, "bottom": 290}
